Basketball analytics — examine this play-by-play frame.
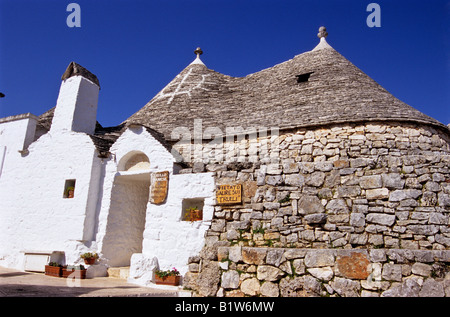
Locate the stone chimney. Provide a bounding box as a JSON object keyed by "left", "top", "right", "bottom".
{"left": 50, "top": 62, "right": 100, "bottom": 134}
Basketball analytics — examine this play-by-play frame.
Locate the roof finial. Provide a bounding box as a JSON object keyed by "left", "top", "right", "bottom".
{"left": 194, "top": 47, "right": 203, "bottom": 57}
{"left": 190, "top": 47, "right": 206, "bottom": 66}
{"left": 312, "top": 26, "right": 333, "bottom": 51}
{"left": 317, "top": 26, "right": 328, "bottom": 39}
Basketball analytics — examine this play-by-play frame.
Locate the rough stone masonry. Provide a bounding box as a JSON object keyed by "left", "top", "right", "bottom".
{"left": 179, "top": 122, "right": 450, "bottom": 297}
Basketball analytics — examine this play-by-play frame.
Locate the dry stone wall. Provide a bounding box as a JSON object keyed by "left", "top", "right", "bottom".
{"left": 176, "top": 122, "right": 450, "bottom": 296}
{"left": 185, "top": 247, "right": 450, "bottom": 297}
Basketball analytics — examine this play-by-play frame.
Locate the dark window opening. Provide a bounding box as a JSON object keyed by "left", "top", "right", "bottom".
{"left": 63, "top": 179, "right": 76, "bottom": 198}
{"left": 181, "top": 198, "right": 204, "bottom": 222}
{"left": 296, "top": 72, "right": 314, "bottom": 83}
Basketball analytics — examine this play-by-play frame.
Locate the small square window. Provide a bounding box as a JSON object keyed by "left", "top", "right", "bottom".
{"left": 63, "top": 179, "right": 76, "bottom": 198}
{"left": 182, "top": 198, "right": 204, "bottom": 222}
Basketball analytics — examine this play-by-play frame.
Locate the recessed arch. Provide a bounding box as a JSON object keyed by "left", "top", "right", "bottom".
{"left": 117, "top": 151, "right": 150, "bottom": 172}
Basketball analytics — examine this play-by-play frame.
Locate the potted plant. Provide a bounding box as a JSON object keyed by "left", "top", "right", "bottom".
{"left": 66, "top": 186, "right": 75, "bottom": 198}
{"left": 154, "top": 267, "right": 181, "bottom": 286}
{"left": 184, "top": 207, "right": 202, "bottom": 222}
{"left": 80, "top": 252, "right": 98, "bottom": 265}
{"left": 62, "top": 264, "right": 86, "bottom": 279}
{"left": 45, "top": 262, "right": 62, "bottom": 277}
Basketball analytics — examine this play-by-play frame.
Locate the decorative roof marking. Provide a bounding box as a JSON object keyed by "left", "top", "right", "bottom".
{"left": 148, "top": 48, "right": 215, "bottom": 105}
{"left": 167, "top": 68, "right": 193, "bottom": 104}
{"left": 147, "top": 68, "right": 215, "bottom": 106}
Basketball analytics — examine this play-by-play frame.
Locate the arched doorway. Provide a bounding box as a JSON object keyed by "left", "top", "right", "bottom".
{"left": 102, "top": 151, "right": 150, "bottom": 267}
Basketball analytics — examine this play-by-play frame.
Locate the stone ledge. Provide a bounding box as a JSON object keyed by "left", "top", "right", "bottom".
{"left": 188, "top": 247, "right": 450, "bottom": 297}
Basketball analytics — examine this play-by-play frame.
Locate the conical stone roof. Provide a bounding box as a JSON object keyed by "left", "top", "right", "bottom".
{"left": 125, "top": 29, "right": 447, "bottom": 140}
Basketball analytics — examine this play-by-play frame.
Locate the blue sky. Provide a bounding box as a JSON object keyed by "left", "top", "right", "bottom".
{"left": 0, "top": 0, "right": 449, "bottom": 127}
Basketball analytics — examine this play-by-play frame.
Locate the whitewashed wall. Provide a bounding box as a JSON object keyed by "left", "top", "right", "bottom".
{"left": 0, "top": 117, "right": 216, "bottom": 281}
{"left": 0, "top": 127, "right": 101, "bottom": 269}
{"left": 96, "top": 126, "right": 215, "bottom": 286}
{"left": 0, "top": 70, "right": 104, "bottom": 270}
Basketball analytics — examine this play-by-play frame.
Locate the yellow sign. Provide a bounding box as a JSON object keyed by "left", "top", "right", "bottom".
{"left": 216, "top": 184, "right": 242, "bottom": 205}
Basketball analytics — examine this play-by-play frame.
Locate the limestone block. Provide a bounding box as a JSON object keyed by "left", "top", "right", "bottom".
{"left": 366, "top": 188, "right": 389, "bottom": 200}
{"left": 382, "top": 263, "right": 402, "bottom": 282}
{"left": 240, "top": 278, "right": 260, "bottom": 296}
{"left": 128, "top": 254, "right": 158, "bottom": 285}
{"left": 381, "top": 278, "right": 421, "bottom": 297}
{"left": 304, "top": 250, "right": 335, "bottom": 267}
{"left": 350, "top": 213, "right": 365, "bottom": 227}
{"left": 221, "top": 270, "right": 240, "bottom": 289}
{"left": 242, "top": 247, "right": 267, "bottom": 265}
{"left": 304, "top": 213, "right": 327, "bottom": 224}
{"left": 284, "top": 174, "right": 305, "bottom": 186}
{"left": 360, "top": 175, "right": 382, "bottom": 189}
{"left": 382, "top": 173, "right": 405, "bottom": 189}
{"left": 292, "top": 259, "right": 306, "bottom": 275}
{"left": 265, "top": 249, "right": 285, "bottom": 267}
{"left": 282, "top": 159, "right": 299, "bottom": 174}
{"left": 336, "top": 251, "right": 371, "bottom": 279}
{"left": 419, "top": 278, "right": 445, "bottom": 297}
{"left": 326, "top": 199, "right": 349, "bottom": 213}
{"left": 306, "top": 172, "right": 325, "bottom": 187}
{"left": 298, "top": 195, "right": 324, "bottom": 214}
{"left": 411, "top": 263, "right": 432, "bottom": 277}
{"left": 366, "top": 213, "right": 396, "bottom": 226}
{"left": 196, "top": 261, "right": 221, "bottom": 297}
{"left": 307, "top": 267, "right": 334, "bottom": 281}
{"left": 260, "top": 281, "right": 280, "bottom": 297}
{"left": 389, "top": 189, "right": 422, "bottom": 202}
{"left": 256, "top": 265, "right": 285, "bottom": 281}
{"left": 330, "top": 277, "right": 361, "bottom": 297}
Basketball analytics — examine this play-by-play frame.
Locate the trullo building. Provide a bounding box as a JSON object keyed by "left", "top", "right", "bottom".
{"left": 0, "top": 27, "right": 449, "bottom": 296}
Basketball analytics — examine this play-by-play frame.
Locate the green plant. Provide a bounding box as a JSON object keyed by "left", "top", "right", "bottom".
{"left": 184, "top": 207, "right": 201, "bottom": 222}
{"left": 155, "top": 267, "right": 180, "bottom": 279}
{"left": 80, "top": 252, "right": 98, "bottom": 259}
{"left": 65, "top": 186, "right": 75, "bottom": 197}
{"left": 252, "top": 227, "right": 265, "bottom": 234}
{"left": 66, "top": 264, "right": 85, "bottom": 270}
{"left": 48, "top": 262, "right": 61, "bottom": 267}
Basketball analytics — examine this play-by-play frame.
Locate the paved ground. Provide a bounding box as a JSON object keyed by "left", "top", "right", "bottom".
{"left": 0, "top": 266, "right": 191, "bottom": 297}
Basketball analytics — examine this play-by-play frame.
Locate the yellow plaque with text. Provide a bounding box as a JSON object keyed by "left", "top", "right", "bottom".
{"left": 216, "top": 184, "right": 242, "bottom": 205}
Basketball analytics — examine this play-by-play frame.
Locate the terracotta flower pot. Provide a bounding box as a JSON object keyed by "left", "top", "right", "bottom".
{"left": 83, "top": 257, "right": 96, "bottom": 265}
{"left": 190, "top": 209, "right": 203, "bottom": 221}
{"left": 154, "top": 275, "right": 180, "bottom": 286}
{"left": 62, "top": 267, "right": 86, "bottom": 279}
{"left": 45, "top": 265, "right": 62, "bottom": 277}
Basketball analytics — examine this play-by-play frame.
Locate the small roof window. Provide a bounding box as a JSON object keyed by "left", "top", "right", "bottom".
{"left": 296, "top": 72, "right": 314, "bottom": 83}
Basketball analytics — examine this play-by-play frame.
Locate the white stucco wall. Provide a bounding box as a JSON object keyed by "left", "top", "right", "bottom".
{"left": 0, "top": 114, "right": 38, "bottom": 153}
{"left": 51, "top": 76, "right": 99, "bottom": 135}
{"left": 95, "top": 126, "right": 215, "bottom": 286}
{"left": 95, "top": 126, "right": 176, "bottom": 257}
{"left": 0, "top": 128, "right": 101, "bottom": 269}
{"left": 139, "top": 172, "right": 215, "bottom": 275}
{"left": 0, "top": 120, "right": 216, "bottom": 281}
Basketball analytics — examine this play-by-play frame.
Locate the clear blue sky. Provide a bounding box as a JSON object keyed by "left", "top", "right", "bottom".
{"left": 0, "top": 0, "right": 449, "bottom": 127}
